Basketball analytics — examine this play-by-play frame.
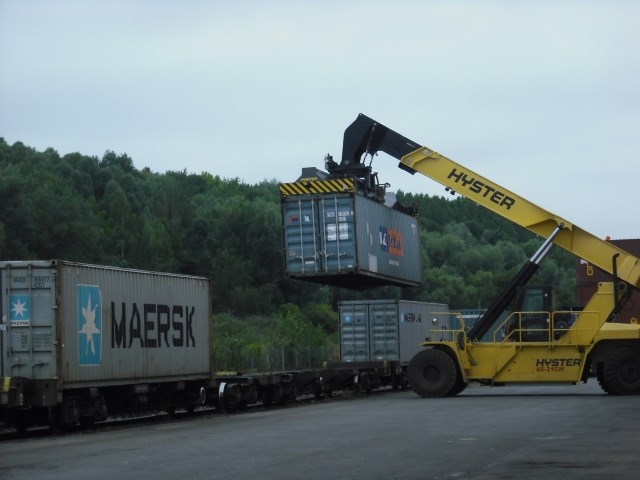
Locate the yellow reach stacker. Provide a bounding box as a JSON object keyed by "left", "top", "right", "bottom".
{"left": 337, "top": 114, "right": 640, "bottom": 397}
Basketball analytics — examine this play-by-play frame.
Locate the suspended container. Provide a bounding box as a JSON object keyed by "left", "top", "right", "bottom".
{"left": 280, "top": 177, "right": 422, "bottom": 289}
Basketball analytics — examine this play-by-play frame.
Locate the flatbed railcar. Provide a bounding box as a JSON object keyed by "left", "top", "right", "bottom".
{"left": 0, "top": 260, "right": 410, "bottom": 431}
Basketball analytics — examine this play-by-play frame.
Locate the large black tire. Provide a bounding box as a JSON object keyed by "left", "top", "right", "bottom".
{"left": 601, "top": 347, "right": 640, "bottom": 395}
{"left": 408, "top": 349, "right": 458, "bottom": 398}
{"left": 446, "top": 374, "right": 468, "bottom": 397}
{"left": 596, "top": 363, "right": 611, "bottom": 394}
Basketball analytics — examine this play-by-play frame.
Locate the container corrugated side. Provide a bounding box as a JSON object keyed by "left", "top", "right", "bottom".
{"left": 0, "top": 260, "right": 212, "bottom": 388}
{"left": 397, "top": 301, "right": 448, "bottom": 363}
{"left": 354, "top": 195, "right": 422, "bottom": 287}
{"left": 282, "top": 192, "right": 422, "bottom": 288}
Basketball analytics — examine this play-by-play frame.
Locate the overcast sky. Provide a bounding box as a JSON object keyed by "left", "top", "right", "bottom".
{"left": 1, "top": 1, "right": 638, "bottom": 239}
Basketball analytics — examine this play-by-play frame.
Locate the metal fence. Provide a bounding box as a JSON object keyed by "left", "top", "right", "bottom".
{"left": 215, "top": 344, "right": 340, "bottom": 374}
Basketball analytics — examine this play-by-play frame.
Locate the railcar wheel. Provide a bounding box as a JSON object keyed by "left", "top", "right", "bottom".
{"left": 356, "top": 374, "right": 372, "bottom": 395}
{"left": 13, "top": 412, "right": 29, "bottom": 433}
{"left": 262, "top": 389, "right": 273, "bottom": 407}
{"left": 408, "top": 349, "right": 458, "bottom": 398}
{"left": 602, "top": 347, "right": 640, "bottom": 395}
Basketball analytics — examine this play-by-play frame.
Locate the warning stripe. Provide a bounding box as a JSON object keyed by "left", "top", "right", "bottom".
{"left": 279, "top": 178, "right": 355, "bottom": 196}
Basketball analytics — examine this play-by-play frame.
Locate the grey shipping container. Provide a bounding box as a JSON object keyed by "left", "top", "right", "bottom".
{"left": 339, "top": 300, "right": 449, "bottom": 364}
{"left": 0, "top": 260, "right": 213, "bottom": 393}
{"left": 281, "top": 186, "right": 422, "bottom": 288}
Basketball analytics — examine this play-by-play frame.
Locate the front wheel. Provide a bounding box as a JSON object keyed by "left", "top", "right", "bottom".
{"left": 408, "top": 349, "right": 459, "bottom": 398}
{"left": 601, "top": 347, "right": 640, "bottom": 395}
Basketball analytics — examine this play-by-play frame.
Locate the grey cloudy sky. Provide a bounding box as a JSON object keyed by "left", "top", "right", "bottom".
{"left": 1, "top": 0, "right": 638, "bottom": 239}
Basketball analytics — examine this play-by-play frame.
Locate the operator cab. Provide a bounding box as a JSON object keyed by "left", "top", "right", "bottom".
{"left": 503, "top": 286, "right": 578, "bottom": 342}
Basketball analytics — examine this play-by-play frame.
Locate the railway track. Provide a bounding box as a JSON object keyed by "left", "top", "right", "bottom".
{"left": 0, "top": 386, "right": 399, "bottom": 442}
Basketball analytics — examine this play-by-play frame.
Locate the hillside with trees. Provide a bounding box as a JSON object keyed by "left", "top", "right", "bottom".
{"left": 0, "top": 138, "right": 577, "bottom": 370}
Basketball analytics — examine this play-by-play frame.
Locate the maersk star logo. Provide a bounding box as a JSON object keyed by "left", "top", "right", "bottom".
{"left": 9, "top": 295, "right": 31, "bottom": 325}
{"left": 77, "top": 285, "right": 102, "bottom": 366}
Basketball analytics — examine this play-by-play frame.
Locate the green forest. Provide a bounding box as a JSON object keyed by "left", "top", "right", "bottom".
{"left": 0, "top": 139, "right": 577, "bottom": 370}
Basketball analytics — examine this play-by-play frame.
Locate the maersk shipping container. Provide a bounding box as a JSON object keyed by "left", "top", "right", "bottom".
{"left": 339, "top": 300, "right": 449, "bottom": 364}
{"left": 280, "top": 180, "right": 422, "bottom": 288}
{"left": 0, "top": 260, "right": 213, "bottom": 395}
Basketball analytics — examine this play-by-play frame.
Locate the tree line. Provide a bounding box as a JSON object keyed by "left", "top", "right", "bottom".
{"left": 0, "top": 139, "right": 577, "bottom": 368}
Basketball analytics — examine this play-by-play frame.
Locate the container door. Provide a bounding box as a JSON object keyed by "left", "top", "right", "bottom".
{"left": 369, "top": 302, "right": 400, "bottom": 361}
{"left": 319, "top": 196, "right": 356, "bottom": 273}
{"left": 282, "top": 197, "right": 320, "bottom": 274}
{"left": 0, "top": 264, "right": 57, "bottom": 381}
{"left": 339, "top": 303, "right": 369, "bottom": 362}
{"left": 283, "top": 194, "right": 357, "bottom": 276}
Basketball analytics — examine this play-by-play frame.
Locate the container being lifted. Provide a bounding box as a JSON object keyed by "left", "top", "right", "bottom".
{"left": 280, "top": 163, "right": 422, "bottom": 289}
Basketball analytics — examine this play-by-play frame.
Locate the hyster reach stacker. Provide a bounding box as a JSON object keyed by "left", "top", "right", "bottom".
{"left": 338, "top": 114, "right": 640, "bottom": 397}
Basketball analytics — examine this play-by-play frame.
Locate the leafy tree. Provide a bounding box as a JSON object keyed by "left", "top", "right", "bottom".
{"left": 0, "top": 138, "right": 581, "bottom": 337}
{"left": 304, "top": 303, "right": 339, "bottom": 334}
{"left": 0, "top": 221, "right": 6, "bottom": 256}
{"left": 212, "top": 313, "right": 262, "bottom": 372}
